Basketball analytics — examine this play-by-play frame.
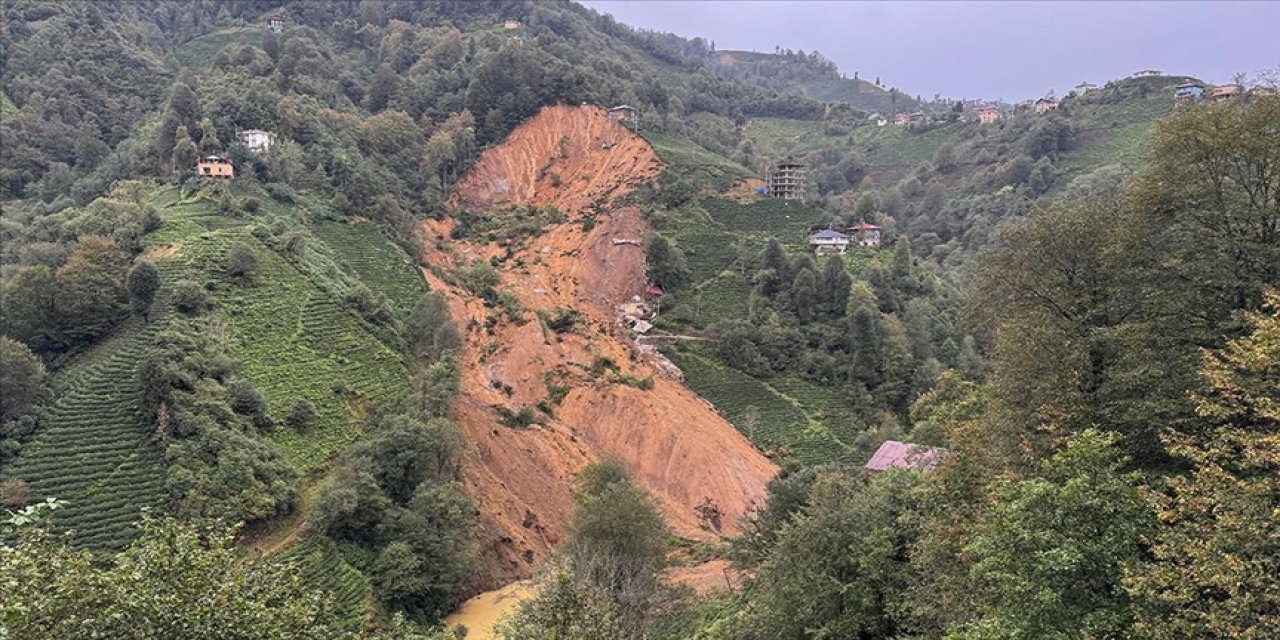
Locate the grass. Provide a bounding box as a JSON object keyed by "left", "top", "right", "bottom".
{"left": 313, "top": 221, "right": 428, "bottom": 318}
{"left": 665, "top": 347, "right": 853, "bottom": 465}
{"left": 152, "top": 197, "right": 412, "bottom": 473}
{"left": 3, "top": 318, "right": 169, "bottom": 551}
{"left": 277, "top": 536, "right": 372, "bottom": 631}
{"left": 169, "top": 28, "right": 263, "bottom": 69}
{"left": 643, "top": 130, "right": 755, "bottom": 191}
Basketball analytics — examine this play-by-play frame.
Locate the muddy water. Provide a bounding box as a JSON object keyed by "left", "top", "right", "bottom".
{"left": 444, "top": 581, "right": 533, "bottom": 639}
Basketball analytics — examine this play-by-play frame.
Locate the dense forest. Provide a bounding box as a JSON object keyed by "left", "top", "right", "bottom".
{"left": 1, "top": 0, "right": 1277, "bottom": 638}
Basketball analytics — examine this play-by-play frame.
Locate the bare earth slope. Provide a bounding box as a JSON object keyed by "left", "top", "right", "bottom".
{"left": 425, "top": 105, "right": 777, "bottom": 585}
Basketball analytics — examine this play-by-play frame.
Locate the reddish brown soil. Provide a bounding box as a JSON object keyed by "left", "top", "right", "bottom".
{"left": 422, "top": 105, "right": 777, "bottom": 587}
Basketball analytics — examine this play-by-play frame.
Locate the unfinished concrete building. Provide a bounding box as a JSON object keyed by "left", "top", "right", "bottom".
{"left": 766, "top": 160, "right": 807, "bottom": 201}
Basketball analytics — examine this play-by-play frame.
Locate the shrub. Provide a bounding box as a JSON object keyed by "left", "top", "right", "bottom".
{"left": 0, "top": 477, "right": 29, "bottom": 507}
{"left": 242, "top": 197, "right": 261, "bottom": 214}
{"left": 225, "top": 243, "right": 259, "bottom": 282}
{"left": 170, "top": 279, "right": 209, "bottom": 314}
{"left": 497, "top": 406, "right": 538, "bottom": 428}
{"left": 590, "top": 356, "right": 619, "bottom": 377}
{"left": 228, "top": 379, "right": 267, "bottom": 416}
{"left": 285, "top": 397, "right": 318, "bottom": 430}
{"left": 545, "top": 308, "right": 580, "bottom": 334}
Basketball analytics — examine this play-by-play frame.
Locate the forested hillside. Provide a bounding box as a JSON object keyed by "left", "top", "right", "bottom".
{"left": 1, "top": 1, "right": 1277, "bottom": 638}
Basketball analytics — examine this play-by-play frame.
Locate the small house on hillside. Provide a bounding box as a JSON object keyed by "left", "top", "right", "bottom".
{"left": 868, "top": 113, "right": 888, "bottom": 127}
{"left": 907, "top": 111, "right": 926, "bottom": 124}
{"left": 608, "top": 105, "right": 637, "bottom": 123}
{"left": 1212, "top": 84, "right": 1242, "bottom": 102}
{"left": 1174, "top": 82, "right": 1204, "bottom": 102}
{"left": 808, "top": 229, "right": 850, "bottom": 254}
{"left": 848, "top": 221, "right": 882, "bottom": 247}
{"left": 267, "top": 15, "right": 284, "bottom": 33}
{"left": 1250, "top": 86, "right": 1278, "bottom": 97}
{"left": 893, "top": 113, "right": 910, "bottom": 126}
{"left": 237, "top": 129, "right": 273, "bottom": 152}
{"left": 504, "top": 19, "right": 521, "bottom": 30}
{"left": 197, "top": 155, "right": 234, "bottom": 178}
{"left": 1074, "top": 81, "right": 1098, "bottom": 96}
{"left": 645, "top": 283, "right": 665, "bottom": 298}
{"left": 978, "top": 106, "right": 1001, "bottom": 124}
{"left": 864, "top": 440, "right": 950, "bottom": 472}
{"left": 1034, "top": 98, "right": 1059, "bottom": 114}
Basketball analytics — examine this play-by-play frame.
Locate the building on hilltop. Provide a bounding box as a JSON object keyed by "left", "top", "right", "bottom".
{"left": 1249, "top": 86, "right": 1278, "bottom": 97}
{"left": 504, "top": 19, "right": 520, "bottom": 30}
{"left": 864, "top": 440, "right": 950, "bottom": 473}
{"left": 1133, "top": 69, "right": 1162, "bottom": 77}
{"left": 196, "top": 155, "right": 234, "bottom": 178}
{"left": 848, "top": 221, "right": 882, "bottom": 247}
{"left": 237, "top": 129, "right": 273, "bottom": 152}
{"left": 808, "top": 229, "right": 850, "bottom": 254}
{"left": 1074, "top": 81, "right": 1098, "bottom": 96}
{"left": 766, "top": 160, "right": 807, "bottom": 201}
{"left": 978, "top": 106, "right": 1001, "bottom": 124}
{"left": 267, "top": 15, "right": 284, "bottom": 33}
{"left": 1174, "top": 82, "right": 1205, "bottom": 103}
{"left": 893, "top": 112, "right": 910, "bottom": 126}
{"left": 607, "top": 105, "right": 637, "bottom": 123}
{"left": 1034, "top": 98, "right": 1059, "bottom": 114}
{"left": 1212, "top": 84, "right": 1242, "bottom": 102}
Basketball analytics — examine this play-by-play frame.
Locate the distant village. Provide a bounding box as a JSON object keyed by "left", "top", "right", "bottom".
{"left": 866, "top": 68, "right": 1275, "bottom": 132}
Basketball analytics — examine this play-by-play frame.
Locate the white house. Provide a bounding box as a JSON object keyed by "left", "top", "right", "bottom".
{"left": 808, "top": 229, "right": 850, "bottom": 254}
{"left": 237, "top": 129, "right": 273, "bottom": 152}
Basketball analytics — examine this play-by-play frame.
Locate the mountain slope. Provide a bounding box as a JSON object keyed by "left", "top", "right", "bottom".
{"left": 422, "top": 104, "right": 777, "bottom": 583}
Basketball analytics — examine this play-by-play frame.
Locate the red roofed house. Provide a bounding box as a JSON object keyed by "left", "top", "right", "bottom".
{"left": 847, "top": 221, "right": 882, "bottom": 247}
{"left": 1212, "top": 84, "right": 1242, "bottom": 102}
{"left": 893, "top": 113, "right": 910, "bottom": 125}
{"left": 978, "top": 106, "right": 1001, "bottom": 124}
{"left": 864, "top": 440, "right": 950, "bottom": 472}
{"left": 267, "top": 15, "right": 284, "bottom": 33}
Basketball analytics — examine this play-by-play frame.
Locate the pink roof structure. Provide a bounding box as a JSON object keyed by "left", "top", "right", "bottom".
{"left": 864, "top": 440, "right": 950, "bottom": 472}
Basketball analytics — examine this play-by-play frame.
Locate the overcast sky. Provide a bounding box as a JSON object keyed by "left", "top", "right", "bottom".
{"left": 579, "top": 1, "right": 1280, "bottom": 102}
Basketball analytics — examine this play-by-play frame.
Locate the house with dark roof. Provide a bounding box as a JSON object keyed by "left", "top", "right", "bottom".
{"left": 1174, "top": 82, "right": 1204, "bottom": 102}
{"left": 864, "top": 440, "right": 950, "bottom": 472}
{"left": 808, "top": 229, "right": 850, "bottom": 254}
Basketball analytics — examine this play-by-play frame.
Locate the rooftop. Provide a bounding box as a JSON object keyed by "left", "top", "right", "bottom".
{"left": 809, "top": 229, "right": 849, "bottom": 240}
{"left": 864, "top": 440, "right": 950, "bottom": 472}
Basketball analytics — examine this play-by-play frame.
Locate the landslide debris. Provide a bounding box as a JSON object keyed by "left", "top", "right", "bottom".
{"left": 422, "top": 105, "right": 777, "bottom": 584}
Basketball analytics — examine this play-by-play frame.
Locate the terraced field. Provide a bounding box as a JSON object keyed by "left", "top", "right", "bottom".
{"left": 666, "top": 348, "right": 852, "bottom": 465}
{"left": 277, "top": 536, "right": 371, "bottom": 631}
{"left": 177, "top": 226, "right": 412, "bottom": 472}
{"left": 3, "top": 317, "right": 169, "bottom": 550}
{"left": 313, "top": 221, "right": 428, "bottom": 317}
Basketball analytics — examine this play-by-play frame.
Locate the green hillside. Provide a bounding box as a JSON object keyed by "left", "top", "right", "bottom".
{"left": 2, "top": 317, "right": 169, "bottom": 549}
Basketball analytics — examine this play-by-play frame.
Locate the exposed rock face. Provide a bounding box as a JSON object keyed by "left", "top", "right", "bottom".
{"left": 422, "top": 105, "right": 777, "bottom": 586}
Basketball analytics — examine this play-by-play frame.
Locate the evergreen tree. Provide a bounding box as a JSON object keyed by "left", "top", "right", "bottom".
{"left": 197, "top": 118, "right": 221, "bottom": 154}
